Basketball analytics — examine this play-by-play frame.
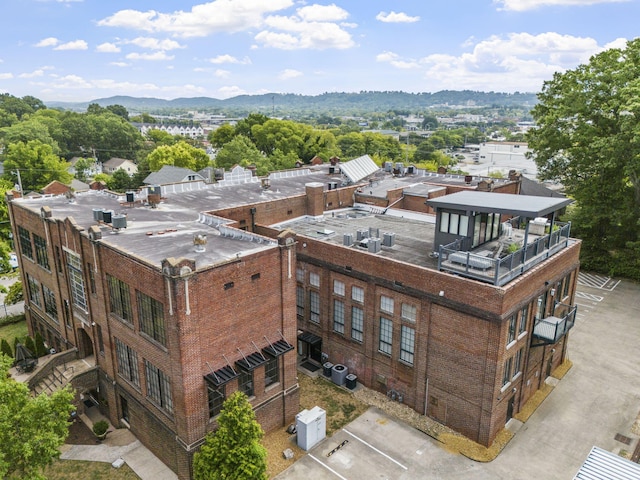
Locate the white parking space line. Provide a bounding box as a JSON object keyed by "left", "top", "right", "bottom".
{"left": 309, "top": 454, "right": 348, "bottom": 480}
{"left": 343, "top": 429, "right": 408, "bottom": 470}
{"left": 578, "top": 273, "right": 621, "bottom": 291}
{"left": 575, "top": 291, "right": 604, "bottom": 302}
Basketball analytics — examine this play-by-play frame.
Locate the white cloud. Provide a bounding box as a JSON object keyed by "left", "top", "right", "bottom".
{"left": 217, "top": 85, "right": 247, "bottom": 98}
{"left": 127, "top": 37, "right": 184, "bottom": 50}
{"left": 376, "top": 11, "right": 420, "bottom": 23}
{"left": 414, "top": 32, "right": 612, "bottom": 92}
{"left": 256, "top": 12, "right": 355, "bottom": 50}
{"left": 297, "top": 4, "right": 349, "bottom": 22}
{"left": 215, "top": 69, "right": 231, "bottom": 78}
{"left": 376, "top": 51, "right": 420, "bottom": 69}
{"left": 53, "top": 40, "right": 88, "bottom": 51}
{"left": 278, "top": 69, "right": 303, "bottom": 80}
{"left": 96, "top": 42, "right": 121, "bottom": 53}
{"left": 208, "top": 54, "right": 251, "bottom": 65}
{"left": 494, "top": 0, "right": 629, "bottom": 11}
{"left": 0, "top": 73, "right": 14, "bottom": 80}
{"left": 97, "top": 0, "right": 294, "bottom": 37}
{"left": 35, "top": 37, "right": 59, "bottom": 47}
{"left": 110, "top": 62, "right": 130, "bottom": 67}
{"left": 19, "top": 69, "right": 46, "bottom": 79}
{"left": 126, "top": 51, "right": 174, "bottom": 61}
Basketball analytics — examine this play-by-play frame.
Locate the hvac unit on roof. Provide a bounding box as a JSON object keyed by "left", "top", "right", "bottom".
{"left": 356, "top": 229, "right": 369, "bottom": 241}
{"left": 343, "top": 233, "right": 353, "bottom": 246}
{"left": 382, "top": 232, "right": 395, "bottom": 247}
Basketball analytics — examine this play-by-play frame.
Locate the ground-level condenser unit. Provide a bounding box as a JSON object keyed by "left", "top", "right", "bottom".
{"left": 296, "top": 406, "right": 326, "bottom": 451}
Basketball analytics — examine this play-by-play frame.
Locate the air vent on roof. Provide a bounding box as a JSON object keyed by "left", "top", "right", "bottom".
{"left": 112, "top": 214, "right": 127, "bottom": 230}
{"left": 343, "top": 233, "right": 353, "bottom": 246}
{"left": 368, "top": 238, "right": 381, "bottom": 253}
{"left": 102, "top": 210, "right": 113, "bottom": 224}
{"left": 93, "top": 208, "right": 105, "bottom": 222}
{"left": 356, "top": 229, "right": 369, "bottom": 241}
{"left": 382, "top": 232, "right": 395, "bottom": 247}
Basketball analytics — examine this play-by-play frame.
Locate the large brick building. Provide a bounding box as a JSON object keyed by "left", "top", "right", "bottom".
{"left": 8, "top": 161, "right": 579, "bottom": 477}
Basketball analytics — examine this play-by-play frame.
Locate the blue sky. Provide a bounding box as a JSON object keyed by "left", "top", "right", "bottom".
{"left": 0, "top": 0, "right": 638, "bottom": 102}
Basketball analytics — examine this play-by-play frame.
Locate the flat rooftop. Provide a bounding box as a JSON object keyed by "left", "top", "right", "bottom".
{"left": 272, "top": 208, "right": 439, "bottom": 269}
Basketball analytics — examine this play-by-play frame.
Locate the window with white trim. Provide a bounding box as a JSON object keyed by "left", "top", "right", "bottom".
{"left": 380, "top": 295, "right": 394, "bottom": 315}
{"left": 401, "top": 303, "right": 417, "bottom": 322}
{"left": 66, "top": 250, "right": 87, "bottom": 311}
{"left": 309, "top": 272, "right": 320, "bottom": 287}
{"left": 333, "top": 280, "right": 345, "bottom": 296}
{"left": 379, "top": 317, "right": 393, "bottom": 355}
{"left": 351, "top": 286, "right": 364, "bottom": 303}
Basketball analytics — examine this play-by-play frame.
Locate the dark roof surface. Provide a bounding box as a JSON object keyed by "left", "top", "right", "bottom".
{"left": 427, "top": 191, "right": 572, "bottom": 217}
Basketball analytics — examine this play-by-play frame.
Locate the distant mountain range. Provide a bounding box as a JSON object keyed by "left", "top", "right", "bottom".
{"left": 47, "top": 90, "right": 538, "bottom": 116}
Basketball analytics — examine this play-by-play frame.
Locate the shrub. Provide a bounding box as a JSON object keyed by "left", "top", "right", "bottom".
{"left": 0, "top": 339, "right": 12, "bottom": 359}
{"left": 5, "top": 281, "right": 23, "bottom": 305}
{"left": 34, "top": 332, "right": 47, "bottom": 357}
{"left": 92, "top": 420, "right": 109, "bottom": 437}
{"left": 24, "top": 336, "right": 36, "bottom": 357}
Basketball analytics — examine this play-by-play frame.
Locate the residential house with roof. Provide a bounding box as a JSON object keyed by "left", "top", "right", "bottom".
{"left": 102, "top": 157, "right": 138, "bottom": 176}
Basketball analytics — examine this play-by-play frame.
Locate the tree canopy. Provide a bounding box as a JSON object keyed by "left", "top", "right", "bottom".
{"left": 147, "top": 140, "right": 211, "bottom": 172}
{"left": 527, "top": 38, "right": 640, "bottom": 279}
{"left": 3, "top": 140, "right": 72, "bottom": 192}
{"left": 192, "top": 391, "right": 267, "bottom": 480}
{"left": 0, "top": 356, "right": 75, "bottom": 479}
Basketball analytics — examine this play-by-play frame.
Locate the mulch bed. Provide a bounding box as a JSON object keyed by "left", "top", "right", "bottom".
{"left": 66, "top": 419, "right": 98, "bottom": 445}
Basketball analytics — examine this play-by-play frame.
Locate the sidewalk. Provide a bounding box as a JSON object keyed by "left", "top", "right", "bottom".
{"left": 61, "top": 405, "right": 178, "bottom": 480}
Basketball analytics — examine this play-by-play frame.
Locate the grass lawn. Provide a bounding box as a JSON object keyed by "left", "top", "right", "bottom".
{"left": 0, "top": 319, "right": 28, "bottom": 347}
{"left": 44, "top": 459, "right": 140, "bottom": 479}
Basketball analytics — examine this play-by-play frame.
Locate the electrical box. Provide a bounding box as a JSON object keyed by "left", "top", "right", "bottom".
{"left": 296, "top": 406, "right": 326, "bottom": 451}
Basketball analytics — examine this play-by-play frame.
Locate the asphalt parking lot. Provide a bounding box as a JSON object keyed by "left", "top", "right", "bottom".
{"left": 277, "top": 276, "right": 640, "bottom": 480}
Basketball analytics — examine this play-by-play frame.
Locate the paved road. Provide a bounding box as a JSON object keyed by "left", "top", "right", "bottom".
{"left": 277, "top": 277, "right": 640, "bottom": 480}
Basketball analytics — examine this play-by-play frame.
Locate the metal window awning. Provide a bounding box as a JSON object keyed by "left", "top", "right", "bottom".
{"left": 262, "top": 338, "right": 294, "bottom": 357}
{"left": 298, "top": 331, "right": 322, "bottom": 346}
{"left": 235, "top": 351, "right": 267, "bottom": 372}
{"left": 204, "top": 365, "right": 238, "bottom": 387}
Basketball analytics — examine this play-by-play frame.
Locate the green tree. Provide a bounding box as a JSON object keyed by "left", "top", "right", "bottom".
{"left": 527, "top": 38, "right": 640, "bottom": 278}
{"left": 107, "top": 169, "right": 135, "bottom": 192}
{"left": 24, "top": 336, "right": 36, "bottom": 357}
{"left": 106, "top": 104, "right": 129, "bottom": 120}
{"left": 34, "top": 332, "right": 47, "bottom": 358}
{"left": 215, "top": 135, "right": 265, "bottom": 171}
{"left": 3, "top": 140, "right": 72, "bottom": 192}
{"left": 0, "top": 117, "right": 59, "bottom": 151}
{"left": 146, "top": 129, "right": 177, "bottom": 146}
{"left": 208, "top": 124, "right": 236, "bottom": 148}
{"left": 0, "top": 356, "right": 75, "bottom": 479}
{"left": 146, "top": 140, "right": 210, "bottom": 172}
{"left": 73, "top": 157, "right": 92, "bottom": 182}
{"left": 192, "top": 391, "right": 267, "bottom": 480}
{"left": 0, "top": 339, "right": 12, "bottom": 359}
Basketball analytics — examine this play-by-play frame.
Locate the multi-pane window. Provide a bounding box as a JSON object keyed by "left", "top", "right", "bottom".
{"left": 33, "top": 234, "right": 50, "bottom": 270}
{"left": 137, "top": 292, "right": 166, "bottom": 346}
{"left": 207, "top": 385, "right": 225, "bottom": 418}
{"left": 18, "top": 226, "right": 33, "bottom": 260}
{"left": 108, "top": 275, "right": 133, "bottom": 323}
{"left": 380, "top": 295, "right": 394, "bottom": 315}
{"left": 439, "top": 212, "right": 469, "bottom": 235}
{"left": 238, "top": 369, "right": 254, "bottom": 397}
{"left": 351, "top": 307, "right": 364, "bottom": 342}
{"left": 400, "top": 325, "right": 415, "bottom": 365}
{"left": 562, "top": 273, "right": 571, "bottom": 298}
{"left": 519, "top": 305, "right": 528, "bottom": 334}
{"left": 333, "top": 280, "right": 345, "bottom": 296}
{"left": 502, "top": 357, "right": 513, "bottom": 387}
{"left": 145, "top": 360, "right": 173, "bottom": 414}
{"left": 351, "top": 286, "right": 364, "bottom": 303}
{"left": 66, "top": 250, "right": 87, "bottom": 311}
{"left": 309, "top": 272, "right": 320, "bottom": 287}
{"left": 42, "top": 285, "right": 58, "bottom": 322}
{"left": 88, "top": 264, "right": 96, "bottom": 295}
{"left": 264, "top": 356, "right": 279, "bottom": 387}
{"left": 507, "top": 314, "right": 517, "bottom": 344}
{"left": 296, "top": 268, "right": 304, "bottom": 282}
{"left": 379, "top": 317, "right": 393, "bottom": 355}
{"left": 296, "top": 286, "right": 305, "bottom": 317}
{"left": 333, "top": 300, "right": 345, "bottom": 334}
{"left": 96, "top": 324, "right": 104, "bottom": 355}
{"left": 115, "top": 338, "right": 140, "bottom": 387}
{"left": 27, "top": 275, "right": 41, "bottom": 307}
{"left": 309, "top": 291, "right": 320, "bottom": 323}
{"left": 513, "top": 348, "right": 523, "bottom": 378}
{"left": 401, "top": 303, "right": 417, "bottom": 322}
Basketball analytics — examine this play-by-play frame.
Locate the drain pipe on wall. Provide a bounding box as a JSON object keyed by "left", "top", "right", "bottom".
{"left": 424, "top": 378, "right": 429, "bottom": 416}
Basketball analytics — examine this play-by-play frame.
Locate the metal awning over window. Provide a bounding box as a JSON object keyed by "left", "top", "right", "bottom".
{"left": 262, "top": 338, "right": 294, "bottom": 357}
{"left": 235, "top": 351, "right": 267, "bottom": 372}
{"left": 204, "top": 365, "right": 238, "bottom": 387}
{"left": 298, "top": 331, "right": 322, "bottom": 346}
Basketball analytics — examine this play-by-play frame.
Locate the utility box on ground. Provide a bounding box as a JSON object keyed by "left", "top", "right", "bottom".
{"left": 296, "top": 406, "right": 326, "bottom": 451}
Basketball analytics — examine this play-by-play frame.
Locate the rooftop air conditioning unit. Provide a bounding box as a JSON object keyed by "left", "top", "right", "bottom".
{"left": 343, "top": 233, "right": 353, "bottom": 246}
{"left": 382, "top": 232, "right": 395, "bottom": 247}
